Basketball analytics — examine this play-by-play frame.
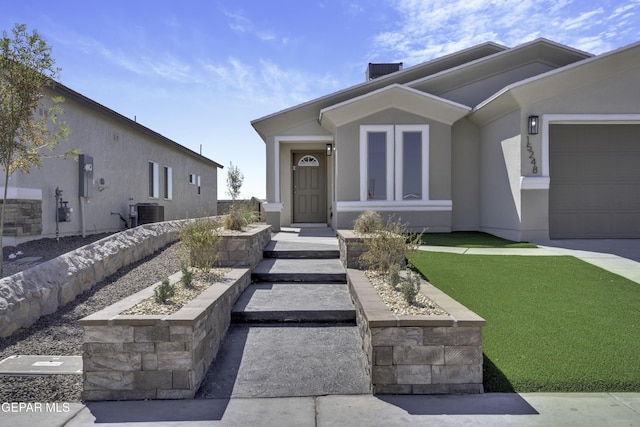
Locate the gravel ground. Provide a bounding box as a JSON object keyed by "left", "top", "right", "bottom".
{"left": 2, "top": 233, "right": 116, "bottom": 278}
{"left": 366, "top": 270, "right": 448, "bottom": 316}
{"left": 0, "top": 237, "right": 181, "bottom": 402}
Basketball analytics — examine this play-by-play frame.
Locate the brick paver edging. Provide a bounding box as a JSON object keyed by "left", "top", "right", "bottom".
{"left": 346, "top": 268, "right": 486, "bottom": 394}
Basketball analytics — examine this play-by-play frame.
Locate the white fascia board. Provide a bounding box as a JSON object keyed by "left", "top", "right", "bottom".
{"left": 320, "top": 84, "right": 471, "bottom": 128}
{"left": 336, "top": 200, "right": 452, "bottom": 212}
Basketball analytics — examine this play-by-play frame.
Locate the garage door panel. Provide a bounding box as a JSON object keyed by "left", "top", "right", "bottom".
{"left": 580, "top": 154, "right": 612, "bottom": 180}
{"left": 551, "top": 184, "right": 612, "bottom": 210}
{"left": 613, "top": 184, "right": 640, "bottom": 209}
{"left": 549, "top": 124, "right": 640, "bottom": 239}
{"left": 552, "top": 153, "right": 579, "bottom": 180}
{"left": 550, "top": 213, "right": 611, "bottom": 238}
{"left": 615, "top": 154, "right": 640, "bottom": 178}
{"left": 614, "top": 214, "right": 640, "bottom": 236}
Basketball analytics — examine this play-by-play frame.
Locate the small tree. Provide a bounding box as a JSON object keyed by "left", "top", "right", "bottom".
{"left": 225, "top": 161, "right": 244, "bottom": 201}
{"left": 0, "top": 24, "right": 70, "bottom": 274}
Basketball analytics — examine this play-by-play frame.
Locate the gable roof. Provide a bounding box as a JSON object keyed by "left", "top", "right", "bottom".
{"left": 51, "top": 82, "right": 223, "bottom": 169}
{"left": 407, "top": 38, "right": 591, "bottom": 105}
{"left": 252, "top": 38, "right": 610, "bottom": 138}
{"left": 471, "top": 39, "right": 640, "bottom": 125}
{"left": 251, "top": 41, "right": 506, "bottom": 140}
{"left": 319, "top": 84, "right": 471, "bottom": 131}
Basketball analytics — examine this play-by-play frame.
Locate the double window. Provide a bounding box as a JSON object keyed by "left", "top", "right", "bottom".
{"left": 188, "top": 173, "right": 201, "bottom": 195}
{"left": 359, "top": 125, "right": 429, "bottom": 202}
{"left": 149, "top": 161, "right": 173, "bottom": 199}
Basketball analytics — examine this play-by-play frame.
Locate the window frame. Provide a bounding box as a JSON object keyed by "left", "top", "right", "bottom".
{"left": 359, "top": 124, "right": 429, "bottom": 202}
{"left": 359, "top": 125, "right": 394, "bottom": 201}
{"left": 163, "top": 165, "right": 173, "bottom": 200}
{"left": 394, "top": 125, "right": 429, "bottom": 201}
{"left": 148, "top": 161, "right": 159, "bottom": 199}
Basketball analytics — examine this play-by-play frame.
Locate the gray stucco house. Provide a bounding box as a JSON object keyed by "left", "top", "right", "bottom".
{"left": 3, "top": 82, "right": 222, "bottom": 246}
{"left": 252, "top": 38, "right": 640, "bottom": 241}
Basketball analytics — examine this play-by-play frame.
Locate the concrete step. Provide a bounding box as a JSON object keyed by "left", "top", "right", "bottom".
{"left": 251, "top": 258, "right": 346, "bottom": 283}
{"left": 263, "top": 240, "right": 340, "bottom": 259}
{"left": 232, "top": 283, "right": 356, "bottom": 323}
{"left": 196, "top": 324, "right": 371, "bottom": 398}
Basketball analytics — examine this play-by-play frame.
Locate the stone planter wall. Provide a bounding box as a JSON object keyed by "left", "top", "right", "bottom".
{"left": 338, "top": 230, "right": 368, "bottom": 269}
{"left": 216, "top": 224, "right": 271, "bottom": 269}
{"left": 337, "top": 229, "right": 406, "bottom": 269}
{"left": 79, "top": 268, "right": 251, "bottom": 400}
{"left": 347, "top": 269, "right": 486, "bottom": 394}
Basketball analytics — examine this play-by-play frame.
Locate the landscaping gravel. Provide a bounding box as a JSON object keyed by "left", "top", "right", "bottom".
{"left": 0, "top": 237, "right": 181, "bottom": 403}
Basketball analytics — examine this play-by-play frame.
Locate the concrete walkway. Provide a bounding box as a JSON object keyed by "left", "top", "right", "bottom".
{"left": 5, "top": 228, "right": 640, "bottom": 426}
{"left": 6, "top": 391, "right": 640, "bottom": 426}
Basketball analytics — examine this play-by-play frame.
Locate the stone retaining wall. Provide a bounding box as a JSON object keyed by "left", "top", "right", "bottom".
{"left": 346, "top": 268, "right": 486, "bottom": 394}
{"left": 79, "top": 268, "right": 251, "bottom": 400}
{"left": 0, "top": 221, "right": 182, "bottom": 338}
{"left": 0, "top": 220, "right": 271, "bottom": 339}
{"left": 216, "top": 224, "right": 271, "bottom": 269}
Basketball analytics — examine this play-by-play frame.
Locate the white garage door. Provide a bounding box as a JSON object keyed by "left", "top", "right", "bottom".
{"left": 549, "top": 124, "right": 640, "bottom": 239}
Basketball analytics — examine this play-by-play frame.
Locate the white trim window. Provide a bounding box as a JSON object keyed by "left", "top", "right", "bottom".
{"left": 360, "top": 125, "right": 393, "bottom": 201}
{"left": 149, "top": 161, "right": 159, "bottom": 198}
{"left": 395, "top": 125, "right": 429, "bottom": 201}
{"left": 163, "top": 166, "right": 173, "bottom": 200}
{"left": 360, "top": 124, "right": 429, "bottom": 202}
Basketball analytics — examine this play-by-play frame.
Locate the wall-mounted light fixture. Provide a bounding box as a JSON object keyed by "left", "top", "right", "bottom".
{"left": 528, "top": 115, "right": 539, "bottom": 135}
{"left": 326, "top": 143, "right": 333, "bottom": 156}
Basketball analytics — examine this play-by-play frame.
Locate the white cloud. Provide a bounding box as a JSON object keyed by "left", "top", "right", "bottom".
{"left": 202, "top": 57, "right": 339, "bottom": 111}
{"left": 371, "top": 0, "right": 640, "bottom": 64}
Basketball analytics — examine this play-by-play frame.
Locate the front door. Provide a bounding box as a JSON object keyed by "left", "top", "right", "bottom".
{"left": 293, "top": 152, "right": 326, "bottom": 223}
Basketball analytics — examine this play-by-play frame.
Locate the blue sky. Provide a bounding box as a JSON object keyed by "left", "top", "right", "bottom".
{"left": 2, "top": 0, "right": 639, "bottom": 199}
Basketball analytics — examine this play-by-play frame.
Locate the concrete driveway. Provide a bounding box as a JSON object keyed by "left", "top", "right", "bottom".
{"left": 533, "top": 239, "right": 640, "bottom": 262}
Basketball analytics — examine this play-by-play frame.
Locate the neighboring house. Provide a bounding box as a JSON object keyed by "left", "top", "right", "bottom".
{"left": 252, "top": 38, "right": 640, "bottom": 241}
{"left": 3, "top": 82, "right": 222, "bottom": 246}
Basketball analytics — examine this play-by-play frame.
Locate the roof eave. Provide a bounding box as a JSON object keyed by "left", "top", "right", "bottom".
{"left": 51, "top": 82, "right": 223, "bottom": 169}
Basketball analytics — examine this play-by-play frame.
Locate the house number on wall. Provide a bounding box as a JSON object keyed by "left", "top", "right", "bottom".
{"left": 526, "top": 136, "right": 538, "bottom": 174}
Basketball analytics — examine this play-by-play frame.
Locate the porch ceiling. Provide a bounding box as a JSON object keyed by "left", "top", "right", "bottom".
{"left": 318, "top": 84, "right": 471, "bottom": 132}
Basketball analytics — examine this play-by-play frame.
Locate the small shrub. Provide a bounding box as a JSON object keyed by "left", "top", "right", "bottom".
{"left": 354, "top": 210, "right": 383, "bottom": 234}
{"left": 388, "top": 263, "right": 401, "bottom": 289}
{"left": 223, "top": 202, "right": 258, "bottom": 231}
{"left": 181, "top": 262, "right": 194, "bottom": 288}
{"left": 154, "top": 278, "right": 175, "bottom": 304}
{"left": 180, "top": 216, "right": 222, "bottom": 270}
{"left": 400, "top": 270, "right": 421, "bottom": 304}
{"left": 359, "top": 217, "right": 422, "bottom": 273}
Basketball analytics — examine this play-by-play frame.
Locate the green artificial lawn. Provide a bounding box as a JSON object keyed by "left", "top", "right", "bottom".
{"left": 410, "top": 251, "right": 640, "bottom": 392}
{"left": 420, "top": 231, "right": 537, "bottom": 248}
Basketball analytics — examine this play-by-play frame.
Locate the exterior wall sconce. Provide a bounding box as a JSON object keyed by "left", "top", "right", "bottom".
{"left": 326, "top": 143, "right": 333, "bottom": 156}
{"left": 528, "top": 115, "right": 539, "bottom": 135}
